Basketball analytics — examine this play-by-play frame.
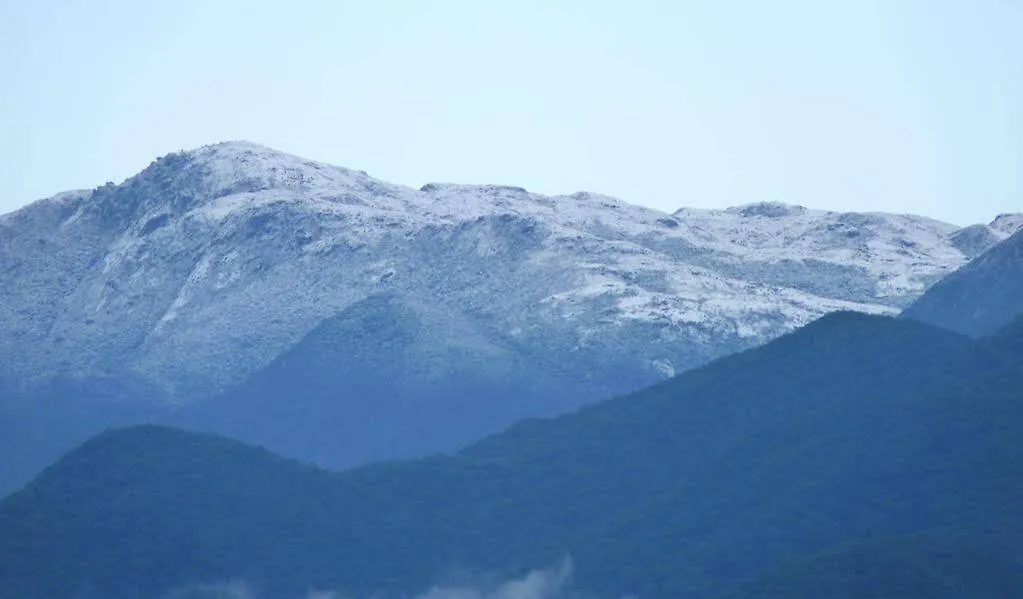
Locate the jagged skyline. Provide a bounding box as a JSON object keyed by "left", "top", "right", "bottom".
{"left": 2, "top": 0, "right": 1020, "bottom": 224}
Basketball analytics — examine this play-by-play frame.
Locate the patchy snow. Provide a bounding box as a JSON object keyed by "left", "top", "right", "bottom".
{"left": 0, "top": 141, "right": 1007, "bottom": 400}
{"left": 989, "top": 213, "right": 1023, "bottom": 237}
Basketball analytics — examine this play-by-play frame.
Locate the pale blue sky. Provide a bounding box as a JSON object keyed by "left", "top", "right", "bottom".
{"left": 1, "top": 0, "right": 1019, "bottom": 224}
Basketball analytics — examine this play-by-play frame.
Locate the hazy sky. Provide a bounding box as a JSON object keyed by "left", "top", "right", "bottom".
{"left": 1, "top": 0, "right": 1019, "bottom": 224}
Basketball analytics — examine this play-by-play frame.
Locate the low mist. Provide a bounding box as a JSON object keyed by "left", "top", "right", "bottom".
{"left": 158, "top": 557, "right": 627, "bottom": 599}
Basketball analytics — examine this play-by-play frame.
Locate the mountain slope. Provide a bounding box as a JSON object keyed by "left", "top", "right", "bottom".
{"left": 903, "top": 228, "right": 1023, "bottom": 336}
{"left": 5, "top": 312, "right": 1021, "bottom": 599}
{"left": 164, "top": 292, "right": 602, "bottom": 468}
{"left": 1, "top": 141, "right": 1013, "bottom": 404}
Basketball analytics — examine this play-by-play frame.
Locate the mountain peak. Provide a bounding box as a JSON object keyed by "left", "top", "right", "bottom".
{"left": 168, "top": 141, "right": 372, "bottom": 195}
{"left": 194, "top": 139, "right": 278, "bottom": 153}
{"left": 989, "top": 212, "right": 1023, "bottom": 236}
{"left": 180, "top": 141, "right": 347, "bottom": 174}
{"left": 84, "top": 141, "right": 408, "bottom": 228}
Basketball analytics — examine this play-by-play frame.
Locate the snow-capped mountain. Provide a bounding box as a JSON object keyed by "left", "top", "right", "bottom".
{"left": 1, "top": 141, "right": 1018, "bottom": 404}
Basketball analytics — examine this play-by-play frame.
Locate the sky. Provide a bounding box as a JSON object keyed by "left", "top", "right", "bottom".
{"left": 1, "top": 0, "right": 1019, "bottom": 225}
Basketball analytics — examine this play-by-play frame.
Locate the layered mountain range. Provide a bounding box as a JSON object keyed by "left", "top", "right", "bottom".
{"left": 4, "top": 309, "right": 1021, "bottom": 598}
{"left": 3, "top": 141, "right": 1023, "bottom": 598}
{"left": 1, "top": 141, "right": 1020, "bottom": 493}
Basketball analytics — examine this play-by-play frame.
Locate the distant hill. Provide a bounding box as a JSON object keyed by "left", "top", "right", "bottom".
{"left": 0, "top": 376, "right": 166, "bottom": 495}
{"left": 163, "top": 291, "right": 601, "bottom": 469}
{"left": 3, "top": 311, "right": 1021, "bottom": 599}
{"left": 903, "top": 228, "right": 1023, "bottom": 336}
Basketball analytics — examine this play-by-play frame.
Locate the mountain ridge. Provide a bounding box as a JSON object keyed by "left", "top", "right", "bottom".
{"left": 3, "top": 140, "right": 1017, "bottom": 403}
{"left": 903, "top": 228, "right": 1023, "bottom": 337}
{"left": 2, "top": 311, "right": 1020, "bottom": 599}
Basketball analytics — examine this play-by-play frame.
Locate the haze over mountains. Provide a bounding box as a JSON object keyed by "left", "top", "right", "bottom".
{"left": 3, "top": 309, "right": 1021, "bottom": 598}
{"left": 2, "top": 141, "right": 1023, "bottom": 598}
{"left": 1, "top": 141, "right": 1021, "bottom": 494}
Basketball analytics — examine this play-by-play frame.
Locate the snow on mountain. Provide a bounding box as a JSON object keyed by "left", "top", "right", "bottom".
{"left": 0, "top": 141, "right": 1015, "bottom": 403}
{"left": 989, "top": 212, "right": 1023, "bottom": 237}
